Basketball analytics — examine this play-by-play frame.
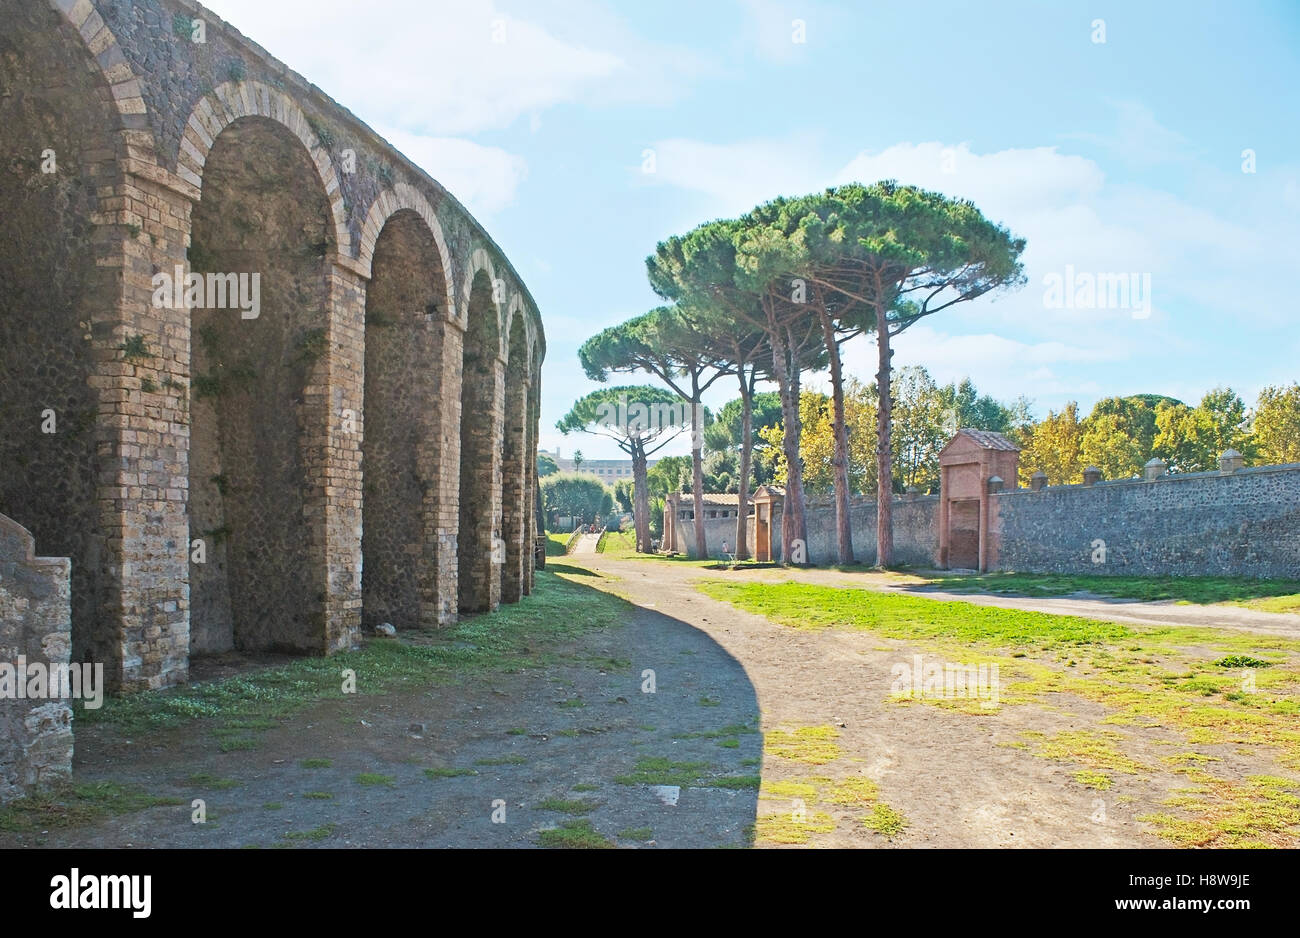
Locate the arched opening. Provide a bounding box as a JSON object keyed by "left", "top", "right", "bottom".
{"left": 500, "top": 312, "right": 529, "bottom": 603}
{"left": 361, "top": 209, "right": 449, "bottom": 629}
{"left": 0, "top": 1, "right": 123, "bottom": 668}
{"left": 188, "top": 116, "right": 334, "bottom": 654}
{"left": 457, "top": 270, "right": 503, "bottom": 613}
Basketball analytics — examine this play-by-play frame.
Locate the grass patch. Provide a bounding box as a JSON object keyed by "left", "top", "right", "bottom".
{"left": 76, "top": 568, "right": 626, "bottom": 748}
{"left": 755, "top": 808, "right": 835, "bottom": 845}
{"left": 0, "top": 782, "right": 184, "bottom": 833}
{"left": 263, "top": 802, "right": 283, "bottom": 811}
{"left": 186, "top": 773, "right": 241, "bottom": 790}
{"left": 1142, "top": 775, "right": 1300, "bottom": 847}
{"left": 1073, "top": 770, "right": 1113, "bottom": 790}
{"left": 424, "top": 767, "right": 478, "bottom": 779}
{"left": 537, "top": 818, "right": 614, "bottom": 848}
{"left": 618, "top": 826, "right": 653, "bottom": 840}
{"left": 1023, "top": 730, "right": 1147, "bottom": 775}
{"left": 915, "top": 571, "right": 1300, "bottom": 609}
{"left": 536, "top": 797, "right": 597, "bottom": 815}
{"left": 712, "top": 775, "right": 761, "bottom": 790}
{"left": 300, "top": 758, "right": 331, "bottom": 769}
{"left": 572, "top": 783, "right": 600, "bottom": 792}
{"left": 355, "top": 773, "right": 395, "bottom": 787}
{"left": 765, "top": 725, "right": 842, "bottom": 765}
{"left": 862, "top": 803, "right": 907, "bottom": 838}
{"left": 597, "top": 530, "right": 636, "bottom": 553}
{"left": 302, "top": 791, "right": 333, "bottom": 800}
{"left": 614, "top": 757, "right": 711, "bottom": 787}
{"left": 278, "top": 823, "right": 335, "bottom": 844}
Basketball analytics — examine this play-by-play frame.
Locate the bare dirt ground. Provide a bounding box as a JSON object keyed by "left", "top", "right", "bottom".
{"left": 7, "top": 554, "right": 1295, "bottom": 848}
{"left": 577, "top": 554, "right": 1300, "bottom": 848}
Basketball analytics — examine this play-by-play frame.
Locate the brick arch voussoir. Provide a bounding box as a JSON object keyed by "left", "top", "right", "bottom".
{"left": 47, "top": 0, "right": 161, "bottom": 168}
{"left": 460, "top": 246, "right": 506, "bottom": 360}
{"left": 357, "top": 184, "right": 456, "bottom": 317}
{"left": 175, "top": 80, "right": 350, "bottom": 256}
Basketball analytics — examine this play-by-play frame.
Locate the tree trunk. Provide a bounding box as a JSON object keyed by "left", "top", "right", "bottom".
{"left": 875, "top": 307, "right": 895, "bottom": 568}
{"left": 631, "top": 441, "right": 651, "bottom": 553}
{"left": 690, "top": 390, "right": 707, "bottom": 560}
{"left": 785, "top": 323, "right": 809, "bottom": 554}
{"left": 768, "top": 319, "right": 805, "bottom": 565}
{"left": 819, "top": 307, "right": 854, "bottom": 565}
{"left": 735, "top": 365, "right": 753, "bottom": 561}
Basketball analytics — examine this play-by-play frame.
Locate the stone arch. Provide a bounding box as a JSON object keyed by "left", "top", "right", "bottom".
{"left": 361, "top": 208, "right": 454, "bottom": 630}
{"left": 358, "top": 184, "right": 456, "bottom": 318}
{"left": 458, "top": 247, "right": 507, "bottom": 355}
{"left": 187, "top": 115, "right": 338, "bottom": 655}
{"left": 0, "top": 0, "right": 151, "bottom": 678}
{"left": 457, "top": 268, "right": 505, "bottom": 613}
{"left": 177, "top": 80, "right": 350, "bottom": 257}
{"left": 45, "top": 0, "right": 158, "bottom": 161}
{"left": 500, "top": 307, "right": 530, "bottom": 603}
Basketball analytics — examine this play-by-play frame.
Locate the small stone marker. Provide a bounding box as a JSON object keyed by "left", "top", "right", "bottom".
{"left": 374, "top": 622, "right": 396, "bottom": 637}
{"left": 650, "top": 785, "right": 680, "bottom": 806}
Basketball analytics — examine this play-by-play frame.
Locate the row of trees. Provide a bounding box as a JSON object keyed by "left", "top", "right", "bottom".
{"left": 554, "top": 377, "right": 1300, "bottom": 530}
{"left": 560, "top": 181, "right": 1027, "bottom": 566}
{"left": 1020, "top": 384, "right": 1300, "bottom": 484}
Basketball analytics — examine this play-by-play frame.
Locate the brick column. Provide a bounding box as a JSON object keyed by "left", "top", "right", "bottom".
{"left": 426, "top": 315, "right": 464, "bottom": 626}
{"left": 306, "top": 256, "right": 366, "bottom": 653}
{"left": 96, "top": 167, "right": 194, "bottom": 691}
{"left": 500, "top": 371, "right": 529, "bottom": 604}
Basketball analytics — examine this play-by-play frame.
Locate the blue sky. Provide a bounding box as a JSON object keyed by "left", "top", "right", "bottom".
{"left": 203, "top": 0, "right": 1300, "bottom": 459}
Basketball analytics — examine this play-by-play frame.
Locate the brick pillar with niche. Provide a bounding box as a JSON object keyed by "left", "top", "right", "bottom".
{"left": 937, "top": 429, "right": 1020, "bottom": 573}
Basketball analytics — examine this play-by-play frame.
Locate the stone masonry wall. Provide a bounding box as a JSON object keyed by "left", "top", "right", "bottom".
{"left": 0, "top": 515, "right": 74, "bottom": 803}
{"left": 0, "top": 0, "right": 546, "bottom": 693}
{"left": 992, "top": 464, "right": 1300, "bottom": 578}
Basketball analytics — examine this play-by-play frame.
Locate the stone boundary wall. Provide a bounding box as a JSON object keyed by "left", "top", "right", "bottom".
{"left": 669, "top": 461, "right": 1299, "bottom": 579}
{"left": 0, "top": 514, "right": 74, "bottom": 803}
{"left": 991, "top": 463, "right": 1300, "bottom": 578}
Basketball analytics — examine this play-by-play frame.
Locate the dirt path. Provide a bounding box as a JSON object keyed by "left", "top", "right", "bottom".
{"left": 577, "top": 554, "right": 1297, "bottom": 848}
{"left": 1, "top": 568, "right": 761, "bottom": 849}
{"left": 571, "top": 533, "right": 601, "bottom": 555}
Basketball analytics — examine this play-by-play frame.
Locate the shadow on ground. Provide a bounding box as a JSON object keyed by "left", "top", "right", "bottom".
{"left": 0, "top": 569, "right": 760, "bottom": 849}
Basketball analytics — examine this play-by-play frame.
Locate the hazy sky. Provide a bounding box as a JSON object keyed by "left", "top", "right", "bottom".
{"left": 202, "top": 0, "right": 1300, "bottom": 459}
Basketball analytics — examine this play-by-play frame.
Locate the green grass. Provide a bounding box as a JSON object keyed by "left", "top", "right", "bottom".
{"left": 597, "top": 530, "right": 636, "bottom": 553}
{"left": 862, "top": 803, "right": 907, "bottom": 837}
{"left": 355, "top": 773, "right": 395, "bottom": 787}
{"left": 917, "top": 571, "right": 1300, "bottom": 610}
{"left": 545, "top": 532, "right": 570, "bottom": 556}
{"left": 537, "top": 818, "right": 615, "bottom": 848}
{"left": 186, "top": 773, "right": 241, "bottom": 790}
{"left": 705, "top": 578, "right": 1300, "bottom": 846}
{"left": 424, "top": 767, "right": 478, "bottom": 779}
{"left": 572, "top": 783, "right": 600, "bottom": 792}
{"left": 302, "top": 791, "right": 333, "bottom": 800}
{"left": 278, "top": 823, "right": 335, "bottom": 844}
{"left": 614, "top": 757, "right": 711, "bottom": 787}
{"left": 618, "top": 826, "right": 653, "bottom": 840}
{"left": 536, "top": 797, "right": 597, "bottom": 815}
{"left": 75, "top": 568, "right": 626, "bottom": 748}
{"left": 300, "top": 758, "right": 331, "bottom": 769}
{"left": 0, "top": 782, "right": 185, "bottom": 833}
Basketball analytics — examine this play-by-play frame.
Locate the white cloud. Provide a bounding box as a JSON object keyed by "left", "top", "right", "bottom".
{"left": 372, "top": 126, "right": 526, "bottom": 217}
{"left": 201, "top": 0, "right": 625, "bottom": 135}
{"left": 639, "top": 136, "right": 832, "bottom": 217}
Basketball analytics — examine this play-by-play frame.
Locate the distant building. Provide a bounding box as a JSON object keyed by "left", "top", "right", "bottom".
{"left": 543, "top": 447, "right": 656, "bottom": 482}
